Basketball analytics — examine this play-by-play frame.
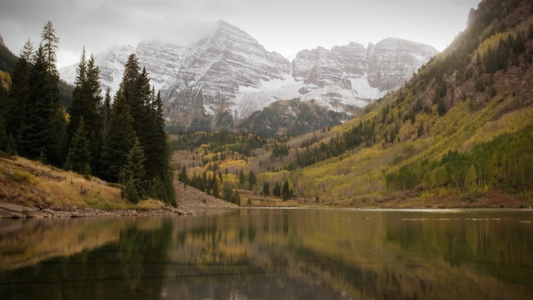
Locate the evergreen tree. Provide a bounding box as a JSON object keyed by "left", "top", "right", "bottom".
{"left": 144, "top": 91, "right": 166, "bottom": 182}
{"left": 239, "top": 169, "right": 245, "bottom": 186}
{"left": 212, "top": 175, "right": 220, "bottom": 198}
{"left": 262, "top": 182, "right": 270, "bottom": 196}
{"left": 64, "top": 117, "right": 91, "bottom": 177}
{"left": 41, "top": 22, "right": 67, "bottom": 165}
{"left": 18, "top": 45, "right": 66, "bottom": 165}
{"left": 68, "top": 50, "right": 102, "bottom": 173}
{"left": 233, "top": 190, "right": 241, "bottom": 205}
{"left": 282, "top": 180, "right": 290, "bottom": 201}
{"left": 67, "top": 48, "right": 87, "bottom": 142}
{"left": 101, "top": 93, "right": 136, "bottom": 182}
{"left": 273, "top": 182, "right": 281, "bottom": 197}
{"left": 178, "top": 165, "right": 189, "bottom": 184}
{"left": 101, "top": 88, "right": 112, "bottom": 137}
{"left": 5, "top": 134, "right": 17, "bottom": 155}
{"left": 119, "top": 54, "right": 140, "bottom": 100}
{"left": 120, "top": 138, "right": 146, "bottom": 203}
{"left": 5, "top": 40, "right": 33, "bottom": 142}
{"left": 158, "top": 143, "right": 177, "bottom": 207}
{"left": 248, "top": 170, "right": 257, "bottom": 190}
{"left": 41, "top": 21, "right": 59, "bottom": 76}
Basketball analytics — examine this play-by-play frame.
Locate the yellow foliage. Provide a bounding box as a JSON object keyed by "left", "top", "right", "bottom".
{"left": 461, "top": 105, "right": 533, "bottom": 151}
{"left": 476, "top": 18, "right": 533, "bottom": 58}
{"left": 258, "top": 170, "right": 291, "bottom": 184}
{"left": 476, "top": 32, "right": 509, "bottom": 57}
{"left": 0, "top": 70, "right": 11, "bottom": 90}
{"left": 219, "top": 159, "right": 247, "bottom": 170}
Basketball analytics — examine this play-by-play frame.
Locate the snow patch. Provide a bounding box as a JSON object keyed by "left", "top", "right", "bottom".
{"left": 203, "top": 105, "right": 215, "bottom": 116}
{"left": 350, "top": 76, "right": 386, "bottom": 100}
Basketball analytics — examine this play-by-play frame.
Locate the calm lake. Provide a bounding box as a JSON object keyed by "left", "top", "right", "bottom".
{"left": 0, "top": 209, "right": 532, "bottom": 299}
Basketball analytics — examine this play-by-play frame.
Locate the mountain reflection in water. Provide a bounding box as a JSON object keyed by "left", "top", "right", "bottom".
{"left": 0, "top": 209, "right": 532, "bottom": 299}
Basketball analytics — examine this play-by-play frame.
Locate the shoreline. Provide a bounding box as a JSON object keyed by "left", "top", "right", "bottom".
{"left": 2, "top": 201, "right": 531, "bottom": 220}
{"left": 0, "top": 202, "right": 192, "bottom": 219}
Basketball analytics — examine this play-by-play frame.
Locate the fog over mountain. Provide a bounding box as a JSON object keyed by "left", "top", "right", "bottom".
{"left": 0, "top": 0, "right": 480, "bottom": 68}
{"left": 59, "top": 21, "right": 438, "bottom": 130}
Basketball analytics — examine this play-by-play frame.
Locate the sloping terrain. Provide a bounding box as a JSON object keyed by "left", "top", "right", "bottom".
{"left": 176, "top": 0, "right": 533, "bottom": 208}
{"left": 274, "top": 0, "right": 533, "bottom": 207}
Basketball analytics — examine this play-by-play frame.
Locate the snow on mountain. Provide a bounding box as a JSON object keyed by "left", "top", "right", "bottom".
{"left": 162, "top": 20, "right": 291, "bottom": 116}
{"left": 59, "top": 42, "right": 185, "bottom": 95}
{"left": 58, "top": 21, "right": 438, "bottom": 129}
{"left": 230, "top": 38, "right": 438, "bottom": 119}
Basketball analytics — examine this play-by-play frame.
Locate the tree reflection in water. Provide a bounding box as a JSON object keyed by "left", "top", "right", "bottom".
{"left": 0, "top": 209, "right": 532, "bottom": 299}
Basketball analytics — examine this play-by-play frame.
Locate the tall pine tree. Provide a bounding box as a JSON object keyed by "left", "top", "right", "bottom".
{"left": 67, "top": 49, "right": 103, "bottom": 173}
{"left": 120, "top": 138, "right": 146, "bottom": 203}
{"left": 19, "top": 21, "right": 67, "bottom": 166}
{"left": 41, "top": 21, "right": 59, "bottom": 76}
{"left": 18, "top": 46, "right": 55, "bottom": 160}
{"left": 5, "top": 40, "right": 33, "bottom": 146}
{"left": 64, "top": 117, "right": 91, "bottom": 177}
{"left": 100, "top": 93, "right": 136, "bottom": 182}
{"left": 101, "top": 88, "right": 111, "bottom": 137}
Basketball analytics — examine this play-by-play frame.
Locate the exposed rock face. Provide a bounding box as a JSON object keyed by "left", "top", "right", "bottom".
{"left": 134, "top": 41, "right": 187, "bottom": 91}
{"left": 162, "top": 20, "right": 291, "bottom": 125}
{"left": 367, "top": 38, "right": 438, "bottom": 91}
{"left": 164, "top": 21, "right": 290, "bottom": 99}
{"left": 59, "top": 21, "right": 438, "bottom": 132}
{"left": 291, "top": 38, "right": 439, "bottom": 99}
{"left": 293, "top": 43, "right": 367, "bottom": 89}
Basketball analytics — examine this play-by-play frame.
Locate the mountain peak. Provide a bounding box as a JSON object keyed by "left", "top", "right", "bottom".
{"left": 214, "top": 20, "right": 247, "bottom": 35}
{"left": 377, "top": 37, "right": 439, "bottom": 52}
{"left": 0, "top": 33, "right": 4, "bottom": 47}
{"left": 216, "top": 19, "right": 232, "bottom": 27}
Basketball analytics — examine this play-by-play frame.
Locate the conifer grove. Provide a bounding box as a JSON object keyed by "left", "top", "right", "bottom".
{"left": 0, "top": 22, "right": 176, "bottom": 206}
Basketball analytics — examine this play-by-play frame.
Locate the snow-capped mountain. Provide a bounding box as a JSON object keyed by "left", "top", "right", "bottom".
{"left": 59, "top": 21, "right": 438, "bottom": 130}
{"left": 60, "top": 42, "right": 186, "bottom": 95}
{"left": 162, "top": 20, "right": 291, "bottom": 123}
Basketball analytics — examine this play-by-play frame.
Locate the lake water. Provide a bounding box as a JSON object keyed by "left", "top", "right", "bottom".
{"left": 0, "top": 209, "right": 532, "bottom": 299}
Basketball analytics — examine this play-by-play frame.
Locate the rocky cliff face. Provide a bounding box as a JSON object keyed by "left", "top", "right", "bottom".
{"left": 59, "top": 21, "right": 438, "bottom": 131}
{"left": 291, "top": 38, "right": 439, "bottom": 101}
{"left": 367, "top": 38, "right": 439, "bottom": 91}
{"left": 162, "top": 20, "right": 291, "bottom": 122}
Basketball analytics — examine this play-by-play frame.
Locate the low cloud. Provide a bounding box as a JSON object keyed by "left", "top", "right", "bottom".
{"left": 0, "top": 0, "right": 481, "bottom": 67}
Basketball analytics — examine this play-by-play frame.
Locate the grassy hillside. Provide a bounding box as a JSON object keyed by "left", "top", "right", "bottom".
{"left": 0, "top": 152, "right": 234, "bottom": 215}
{"left": 174, "top": 0, "right": 533, "bottom": 208}
{"left": 0, "top": 154, "right": 163, "bottom": 210}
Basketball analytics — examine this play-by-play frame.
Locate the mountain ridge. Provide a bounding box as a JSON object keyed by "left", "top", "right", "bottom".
{"left": 58, "top": 21, "right": 438, "bottom": 132}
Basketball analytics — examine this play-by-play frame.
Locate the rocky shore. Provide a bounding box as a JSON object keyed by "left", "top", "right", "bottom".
{"left": 0, "top": 202, "right": 192, "bottom": 219}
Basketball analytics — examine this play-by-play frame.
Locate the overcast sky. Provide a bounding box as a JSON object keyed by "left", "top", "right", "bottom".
{"left": 1, "top": 0, "right": 481, "bottom": 68}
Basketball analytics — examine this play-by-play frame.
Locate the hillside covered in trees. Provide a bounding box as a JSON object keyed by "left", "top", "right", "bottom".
{"left": 0, "top": 22, "right": 176, "bottom": 207}
{"left": 175, "top": 0, "right": 533, "bottom": 208}
{"left": 1, "top": 0, "right": 532, "bottom": 209}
